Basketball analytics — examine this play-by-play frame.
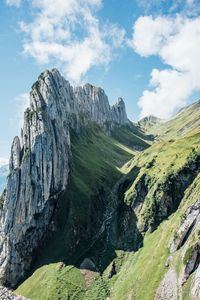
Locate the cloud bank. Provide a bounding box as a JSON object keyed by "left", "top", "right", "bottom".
{"left": 130, "top": 15, "right": 200, "bottom": 119}
{"left": 5, "top": 0, "right": 200, "bottom": 119}
{"left": 16, "top": 0, "right": 125, "bottom": 82}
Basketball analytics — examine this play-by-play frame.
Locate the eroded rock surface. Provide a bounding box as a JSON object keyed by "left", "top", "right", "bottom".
{"left": 0, "top": 286, "right": 28, "bottom": 300}
{"left": 167, "top": 198, "right": 200, "bottom": 298}
{"left": 191, "top": 263, "right": 200, "bottom": 299}
{"left": 182, "top": 242, "right": 200, "bottom": 284}
{"left": 0, "top": 69, "right": 129, "bottom": 287}
{"left": 155, "top": 268, "right": 178, "bottom": 300}
{"left": 169, "top": 198, "right": 200, "bottom": 253}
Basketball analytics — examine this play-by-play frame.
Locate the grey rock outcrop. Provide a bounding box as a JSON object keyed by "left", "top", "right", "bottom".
{"left": 0, "top": 286, "right": 28, "bottom": 300}
{"left": 180, "top": 200, "right": 200, "bottom": 286}
{"left": 191, "top": 263, "right": 200, "bottom": 299}
{"left": 169, "top": 198, "right": 200, "bottom": 253}
{"left": 73, "top": 83, "right": 129, "bottom": 131}
{"left": 0, "top": 69, "right": 129, "bottom": 287}
{"left": 155, "top": 268, "right": 178, "bottom": 300}
{"left": 0, "top": 69, "right": 71, "bottom": 286}
{"left": 167, "top": 198, "right": 200, "bottom": 297}
{"left": 111, "top": 97, "right": 128, "bottom": 125}
{"left": 182, "top": 242, "right": 200, "bottom": 284}
{"left": 9, "top": 137, "right": 21, "bottom": 171}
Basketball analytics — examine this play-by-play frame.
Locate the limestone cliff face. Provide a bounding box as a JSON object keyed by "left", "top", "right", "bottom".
{"left": 0, "top": 69, "right": 129, "bottom": 287}
{"left": 73, "top": 83, "right": 129, "bottom": 131}
{"left": 111, "top": 97, "right": 128, "bottom": 125}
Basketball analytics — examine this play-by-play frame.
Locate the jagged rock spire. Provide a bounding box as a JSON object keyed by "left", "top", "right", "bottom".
{"left": 111, "top": 97, "right": 128, "bottom": 125}
{"left": 0, "top": 69, "right": 129, "bottom": 287}
{"left": 9, "top": 137, "right": 21, "bottom": 172}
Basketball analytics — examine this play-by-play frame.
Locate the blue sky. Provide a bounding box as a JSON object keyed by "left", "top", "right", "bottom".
{"left": 1, "top": 0, "right": 200, "bottom": 163}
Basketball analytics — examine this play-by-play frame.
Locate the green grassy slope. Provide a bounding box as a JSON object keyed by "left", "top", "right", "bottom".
{"left": 162, "top": 100, "right": 200, "bottom": 138}
{"left": 16, "top": 102, "right": 200, "bottom": 300}
{"left": 108, "top": 173, "right": 200, "bottom": 300}
{"left": 138, "top": 100, "right": 200, "bottom": 139}
{"left": 105, "top": 102, "right": 200, "bottom": 299}
{"left": 123, "top": 132, "right": 200, "bottom": 230}
{"left": 111, "top": 123, "right": 152, "bottom": 150}
{"left": 16, "top": 125, "right": 141, "bottom": 300}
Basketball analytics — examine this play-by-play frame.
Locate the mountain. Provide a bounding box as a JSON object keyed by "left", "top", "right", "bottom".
{"left": 0, "top": 69, "right": 199, "bottom": 300}
{"left": 138, "top": 101, "right": 200, "bottom": 139}
{"left": 138, "top": 115, "right": 162, "bottom": 133}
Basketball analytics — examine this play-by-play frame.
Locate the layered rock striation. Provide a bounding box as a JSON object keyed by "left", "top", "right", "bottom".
{"left": 0, "top": 69, "right": 129, "bottom": 287}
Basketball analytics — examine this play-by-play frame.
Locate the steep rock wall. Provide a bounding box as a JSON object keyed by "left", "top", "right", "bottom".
{"left": 0, "top": 69, "right": 129, "bottom": 287}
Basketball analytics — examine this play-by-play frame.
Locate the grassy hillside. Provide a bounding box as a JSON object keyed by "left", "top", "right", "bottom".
{"left": 105, "top": 102, "right": 200, "bottom": 299}
{"left": 138, "top": 100, "right": 200, "bottom": 139}
{"left": 16, "top": 102, "right": 200, "bottom": 300}
{"left": 107, "top": 172, "right": 200, "bottom": 300}
{"left": 111, "top": 123, "right": 153, "bottom": 150}
{"left": 16, "top": 125, "right": 143, "bottom": 300}
{"left": 123, "top": 131, "right": 200, "bottom": 231}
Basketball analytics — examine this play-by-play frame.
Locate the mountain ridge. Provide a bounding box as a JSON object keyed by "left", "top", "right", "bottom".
{"left": 0, "top": 68, "right": 134, "bottom": 287}
{"left": 0, "top": 69, "right": 200, "bottom": 300}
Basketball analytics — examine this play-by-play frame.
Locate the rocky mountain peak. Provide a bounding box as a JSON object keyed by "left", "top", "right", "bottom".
{"left": 139, "top": 115, "right": 161, "bottom": 124}
{"left": 9, "top": 136, "right": 21, "bottom": 172}
{"left": 116, "top": 97, "right": 125, "bottom": 105}
{"left": 0, "top": 69, "right": 130, "bottom": 287}
{"left": 138, "top": 115, "right": 162, "bottom": 132}
{"left": 30, "top": 68, "right": 129, "bottom": 130}
{"left": 111, "top": 97, "right": 128, "bottom": 125}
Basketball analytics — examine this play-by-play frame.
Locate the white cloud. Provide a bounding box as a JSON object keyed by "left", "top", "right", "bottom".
{"left": 16, "top": 0, "right": 125, "bottom": 82}
{"left": 5, "top": 0, "right": 21, "bottom": 7}
{"left": 129, "top": 15, "right": 200, "bottom": 119}
{"left": 130, "top": 16, "right": 175, "bottom": 57}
